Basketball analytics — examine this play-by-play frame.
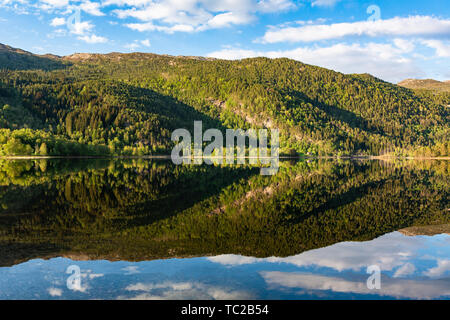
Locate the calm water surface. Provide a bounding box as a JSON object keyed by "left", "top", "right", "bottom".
{"left": 0, "top": 159, "right": 448, "bottom": 299}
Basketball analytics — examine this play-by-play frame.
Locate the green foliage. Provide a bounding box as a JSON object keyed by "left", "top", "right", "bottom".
{"left": 0, "top": 48, "right": 448, "bottom": 156}
{"left": 0, "top": 159, "right": 447, "bottom": 265}
{"left": 0, "top": 128, "right": 110, "bottom": 156}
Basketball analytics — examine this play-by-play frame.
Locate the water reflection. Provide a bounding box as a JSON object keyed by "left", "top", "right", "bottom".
{"left": 0, "top": 232, "right": 448, "bottom": 299}
{"left": 0, "top": 158, "right": 448, "bottom": 299}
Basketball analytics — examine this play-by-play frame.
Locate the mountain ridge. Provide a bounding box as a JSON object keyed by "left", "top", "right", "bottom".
{"left": 398, "top": 78, "right": 450, "bottom": 92}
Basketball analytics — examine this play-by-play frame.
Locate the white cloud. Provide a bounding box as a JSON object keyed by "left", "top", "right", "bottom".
{"left": 80, "top": 1, "right": 105, "bottom": 16}
{"left": 207, "top": 48, "right": 258, "bottom": 59}
{"left": 311, "top": 0, "right": 341, "bottom": 7}
{"left": 260, "top": 271, "right": 450, "bottom": 299}
{"left": 125, "top": 42, "right": 141, "bottom": 50}
{"left": 118, "top": 281, "right": 253, "bottom": 300}
{"left": 101, "top": 0, "right": 151, "bottom": 5}
{"left": 50, "top": 17, "right": 66, "bottom": 27}
{"left": 77, "top": 34, "right": 108, "bottom": 43}
{"left": 69, "top": 20, "right": 94, "bottom": 35}
{"left": 47, "top": 28, "right": 67, "bottom": 38}
{"left": 257, "top": 0, "right": 296, "bottom": 12}
{"left": 124, "top": 39, "right": 151, "bottom": 50}
{"left": 207, "top": 42, "right": 423, "bottom": 82}
{"left": 140, "top": 39, "right": 150, "bottom": 46}
{"left": 204, "top": 11, "right": 253, "bottom": 29}
{"left": 422, "top": 40, "right": 450, "bottom": 57}
{"left": 393, "top": 38, "right": 415, "bottom": 53}
{"left": 126, "top": 22, "right": 195, "bottom": 33}
{"left": 113, "top": 0, "right": 296, "bottom": 33}
{"left": 47, "top": 287, "right": 63, "bottom": 297}
{"left": 40, "top": 0, "right": 69, "bottom": 8}
{"left": 259, "top": 16, "right": 450, "bottom": 43}
{"left": 424, "top": 259, "right": 450, "bottom": 278}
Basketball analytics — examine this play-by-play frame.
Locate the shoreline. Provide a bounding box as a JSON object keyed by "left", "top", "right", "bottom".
{"left": 0, "top": 155, "right": 448, "bottom": 160}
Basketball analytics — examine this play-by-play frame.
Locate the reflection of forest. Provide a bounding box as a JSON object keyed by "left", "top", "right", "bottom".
{"left": 0, "top": 159, "right": 448, "bottom": 267}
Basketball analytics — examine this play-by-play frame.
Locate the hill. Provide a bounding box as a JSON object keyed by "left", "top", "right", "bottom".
{"left": 0, "top": 43, "right": 448, "bottom": 157}
{"left": 0, "top": 43, "right": 66, "bottom": 71}
{"left": 398, "top": 78, "right": 450, "bottom": 92}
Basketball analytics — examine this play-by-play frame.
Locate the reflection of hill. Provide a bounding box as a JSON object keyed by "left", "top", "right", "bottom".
{"left": 0, "top": 159, "right": 448, "bottom": 267}
{"left": 399, "top": 224, "right": 450, "bottom": 236}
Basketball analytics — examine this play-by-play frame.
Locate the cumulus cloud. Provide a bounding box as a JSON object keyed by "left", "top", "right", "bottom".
{"left": 69, "top": 20, "right": 94, "bottom": 35}
{"left": 393, "top": 38, "right": 415, "bottom": 53}
{"left": 79, "top": 1, "right": 105, "bottom": 16}
{"left": 140, "top": 39, "right": 150, "bottom": 47}
{"left": 125, "top": 39, "right": 151, "bottom": 50}
{"left": 112, "top": 0, "right": 296, "bottom": 33}
{"left": 259, "top": 16, "right": 450, "bottom": 43}
{"left": 126, "top": 22, "right": 195, "bottom": 33}
{"left": 203, "top": 11, "right": 254, "bottom": 29}
{"left": 207, "top": 42, "right": 423, "bottom": 82}
{"left": 125, "top": 42, "right": 140, "bottom": 50}
{"left": 421, "top": 40, "right": 450, "bottom": 57}
{"left": 50, "top": 17, "right": 66, "bottom": 27}
{"left": 40, "top": 0, "right": 69, "bottom": 8}
{"left": 311, "top": 0, "right": 341, "bottom": 7}
{"left": 118, "top": 281, "right": 253, "bottom": 300}
{"left": 77, "top": 34, "right": 108, "bottom": 43}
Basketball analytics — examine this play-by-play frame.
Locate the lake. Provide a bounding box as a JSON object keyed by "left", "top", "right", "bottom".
{"left": 0, "top": 158, "right": 448, "bottom": 299}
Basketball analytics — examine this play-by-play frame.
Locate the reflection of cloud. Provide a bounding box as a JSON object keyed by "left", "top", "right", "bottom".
{"left": 393, "top": 263, "right": 416, "bottom": 278}
{"left": 424, "top": 260, "right": 450, "bottom": 278}
{"left": 261, "top": 271, "right": 450, "bottom": 299}
{"left": 209, "top": 232, "right": 437, "bottom": 272}
{"left": 209, "top": 255, "right": 260, "bottom": 266}
{"left": 69, "top": 281, "right": 89, "bottom": 293}
{"left": 48, "top": 287, "right": 63, "bottom": 297}
{"left": 67, "top": 270, "right": 103, "bottom": 293}
{"left": 122, "top": 266, "right": 140, "bottom": 275}
{"left": 118, "top": 281, "right": 253, "bottom": 300}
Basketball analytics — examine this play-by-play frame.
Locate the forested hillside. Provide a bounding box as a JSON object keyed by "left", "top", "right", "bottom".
{"left": 0, "top": 43, "right": 448, "bottom": 157}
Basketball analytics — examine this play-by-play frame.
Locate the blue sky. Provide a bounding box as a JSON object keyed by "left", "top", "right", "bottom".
{"left": 0, "top": 0, "right": 449, "bottom": 83}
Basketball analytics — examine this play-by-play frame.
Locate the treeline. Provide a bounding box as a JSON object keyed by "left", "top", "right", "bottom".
{"left": 0, "top": 128, "right": 110, "bottom": 156}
